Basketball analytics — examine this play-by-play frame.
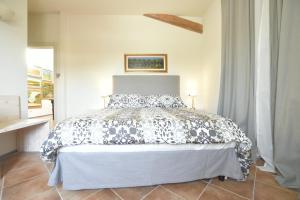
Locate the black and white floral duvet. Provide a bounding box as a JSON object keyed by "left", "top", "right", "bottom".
{"left": 41, "top": 107, "right": 252, "bottom": 179}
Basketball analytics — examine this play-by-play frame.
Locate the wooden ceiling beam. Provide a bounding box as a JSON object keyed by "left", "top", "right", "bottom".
{"left": 144, "top": 13, "right": 203, "bottom": 34}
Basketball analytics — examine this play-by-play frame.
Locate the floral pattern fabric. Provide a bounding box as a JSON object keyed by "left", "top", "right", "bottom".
{"left": 40, "top": 107, "right": 252, "bottom": 179}
{"left": 107, "top": 94, "right": 187, "bottom": 109}
{"left": 156, "top": 95, "right": 187, "bottom": 108}
{"left": 107, "top": 94, "right": 147, "bottom": 108}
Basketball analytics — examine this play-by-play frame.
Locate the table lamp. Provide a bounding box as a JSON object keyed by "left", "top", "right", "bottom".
{"left": 188, "top": 93, "right": 197, "bottom": 110}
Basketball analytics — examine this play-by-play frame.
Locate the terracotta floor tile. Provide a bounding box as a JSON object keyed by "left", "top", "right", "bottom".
{"left": 2, "top": 174, "right": 52, "bottom": 200}
{"left": 0, "top": 160, "right": 3, "bottom": 184}
{"left": 202, "top": 179, "right": 211, "bottom": 183}
{"left": 113, "top": 185, "right": 155, "bottom": 200}
{"left": 57, "top": 184, "right": 99, "bottom": 200}
{"left": 249, "top": 164, "right": 256, "bottom": 177}
{"left": 3, "top": 152, "right": 41, "bottom": 174}
{"left": 85, "top": 189, "right": 121, "bottom": 200}
{"left": 1, "top": 153, "right": 298, "bottom": 200}
{"left": 211, "top": 176, "right": 254, "bottom": 199}
{"left": 256, "top": 158, "right": 265, "bottom": 166}
{"left": 5, "top": 152, "right": 39, "bottom": 162}
{"left": 4, "top": 162, "right": 48, "bottom": 188}
{"left": 44, "top": 162, "right": 54, "bottom": 172}
{"left": 0, "top": 162, "right": 2, "bottom": 200}
{"left": 0, "top": 160, "right": 3, "bottom": 178}
{"left": 143, "top": 186, "right": 183, "bottom": 200}
{"left": 256, "top": 168, "right": 279, "bottom": 187}
{"left": 199, "top": 185, "right": 246, "bottom": 200}
{"left": 27, "top": 188, "right": 61, "bottom": 200}
{"left": 163, "top": 180, "right": 207, "bottom": 200}
{"left": 255, "top": 181, "right": 298, "bottom": 200}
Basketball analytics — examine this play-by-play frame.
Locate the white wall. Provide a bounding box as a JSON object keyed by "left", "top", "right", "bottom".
{"left": 0, "top": 0, "right": 27, "bottom": 155}
{"left": 28, "top": 2, "right": 221, "bottom": 120}
{"left": 61, "top": 14, "right": 205, "bottom": 117}
{"left": 200, "top": 0, "right": 222, "bottom": 113}
{"left": 28, "top": 13, "right": 60, "bottom": 45}
{"left": 28, "top": 13, "right": 65, "bottom": 121}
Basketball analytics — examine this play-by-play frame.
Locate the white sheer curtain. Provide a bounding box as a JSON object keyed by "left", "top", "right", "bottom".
{"left": 254, "top": 0, "right": 275, "bottom": 172}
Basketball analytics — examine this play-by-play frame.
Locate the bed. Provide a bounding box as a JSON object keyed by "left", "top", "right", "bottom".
{"left": 41, "top": 75, "right": 252, "bottom": 190}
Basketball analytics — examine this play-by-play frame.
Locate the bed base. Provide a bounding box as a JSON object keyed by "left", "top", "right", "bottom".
{"left": 49, "top": 148, "right": 243, "bottom": 190}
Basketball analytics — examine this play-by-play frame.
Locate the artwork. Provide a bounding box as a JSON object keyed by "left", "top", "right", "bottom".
{"left": 27, "top": 78, "right": 41, "bottom": 88}
{"left": 42, "top": 69, "right": 53, "bottom": 82}
{"left": 27, "top": 67, "right": 42, "bottom": 78}
{"left": 27, "top": 68, "right": 53, "bottom": 108}
{"left": 124, "top": 54, "right": 167, "bottom": 72}
{"left": 28, "top": 88, "right": 42, "bottom": 108}
{"left": 42, "top": 81, "right": 54, "bottom": 99}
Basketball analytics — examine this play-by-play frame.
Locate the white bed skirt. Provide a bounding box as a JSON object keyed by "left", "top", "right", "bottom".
{"left": 49, "top": 143, "right": 243, "bottom": 190}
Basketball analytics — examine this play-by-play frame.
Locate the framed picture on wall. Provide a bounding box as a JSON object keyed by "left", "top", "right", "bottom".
{"left": 41, "top": 81, "right": 54, "bottom": 99}
{"left": 27, "top": 78, "right": 41, "bottom": 88}
{"left": 27, "top": 66, "right": 42, "bottom": 78}
{"left": 124, "top": 54, "right": 168, "bottom": 72}
{"left": 28, "top": 88, "right": 42, "bottom": 108}
{"left": 42, "top": 69, "right": 53, "bottom": 82}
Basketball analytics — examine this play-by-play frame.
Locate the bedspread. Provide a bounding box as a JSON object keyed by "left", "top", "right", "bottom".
{"left": 41, "top": 108, "right": 252, "bottom": 179}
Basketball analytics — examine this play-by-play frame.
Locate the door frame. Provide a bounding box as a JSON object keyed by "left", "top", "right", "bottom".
{"left": 27, "top": 43, "right": 61, "bottom": 122}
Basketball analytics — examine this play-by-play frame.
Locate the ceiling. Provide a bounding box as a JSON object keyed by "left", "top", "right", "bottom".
{"left": 28, "top": 0, "right": 213, "bottom": 16}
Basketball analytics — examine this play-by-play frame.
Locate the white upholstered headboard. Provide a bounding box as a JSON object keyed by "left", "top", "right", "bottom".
{"left": 113, "top": 75, "right": 180, "bottom": 96}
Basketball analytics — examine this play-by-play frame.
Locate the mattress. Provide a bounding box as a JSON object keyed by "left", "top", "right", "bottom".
{"left": 59, "top": 141, "right": 236, "bottom": 153}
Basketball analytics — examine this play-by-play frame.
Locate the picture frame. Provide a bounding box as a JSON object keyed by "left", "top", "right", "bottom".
{"left": 27, "top": 78, "right": 41, "bottom": 89}
{"left": 41, "top": 81, "right": 54, "bottom": 99}
{"left": 124, "top": 54, "right": 168, "bottom": 72}
{"left": 27, "top": 66, "right": 42, "bottom": 78}
{"left": 28, "top": 87, "right": 42, "bottom": 108}
{"left": 42, "top": 69, "right": 53, "bottom": 82}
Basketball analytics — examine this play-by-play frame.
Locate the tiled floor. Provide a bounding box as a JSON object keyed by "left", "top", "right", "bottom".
{"left": 0, "top": 153, "right": 298, "bottom": 200}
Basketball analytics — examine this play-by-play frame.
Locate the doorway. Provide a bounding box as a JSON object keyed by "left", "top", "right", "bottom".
{"left": 26, "top": 47, "right": 55, "bottom": 126}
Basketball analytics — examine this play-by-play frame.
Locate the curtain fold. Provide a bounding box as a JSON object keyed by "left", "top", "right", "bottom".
{"left": 270, "top": 0, "right": 300, "bottom": 190}
{"left": 255, "top": 0, "right": 274, "bottom": 172}
{"left": 269, "top": 0, "right": 282, "bottom": 131}
{"left": 220, "top": 0, "right": 300, "bottom": 191}
{"left": 218, "top": 0, "right": 256, "bottom": 148}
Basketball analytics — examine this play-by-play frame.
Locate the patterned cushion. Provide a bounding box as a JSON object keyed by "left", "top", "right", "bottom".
{"left": 145, "top": 95, "right": 160, "bottom": 107}
{"left": 107, "top": 94, "right": 147, "bottom": 108}
{"left": 107, "top": 94, "right": 187, "bottom": 109}
{"left": 157, "top": 95, "right": 187, "bottom": 108}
